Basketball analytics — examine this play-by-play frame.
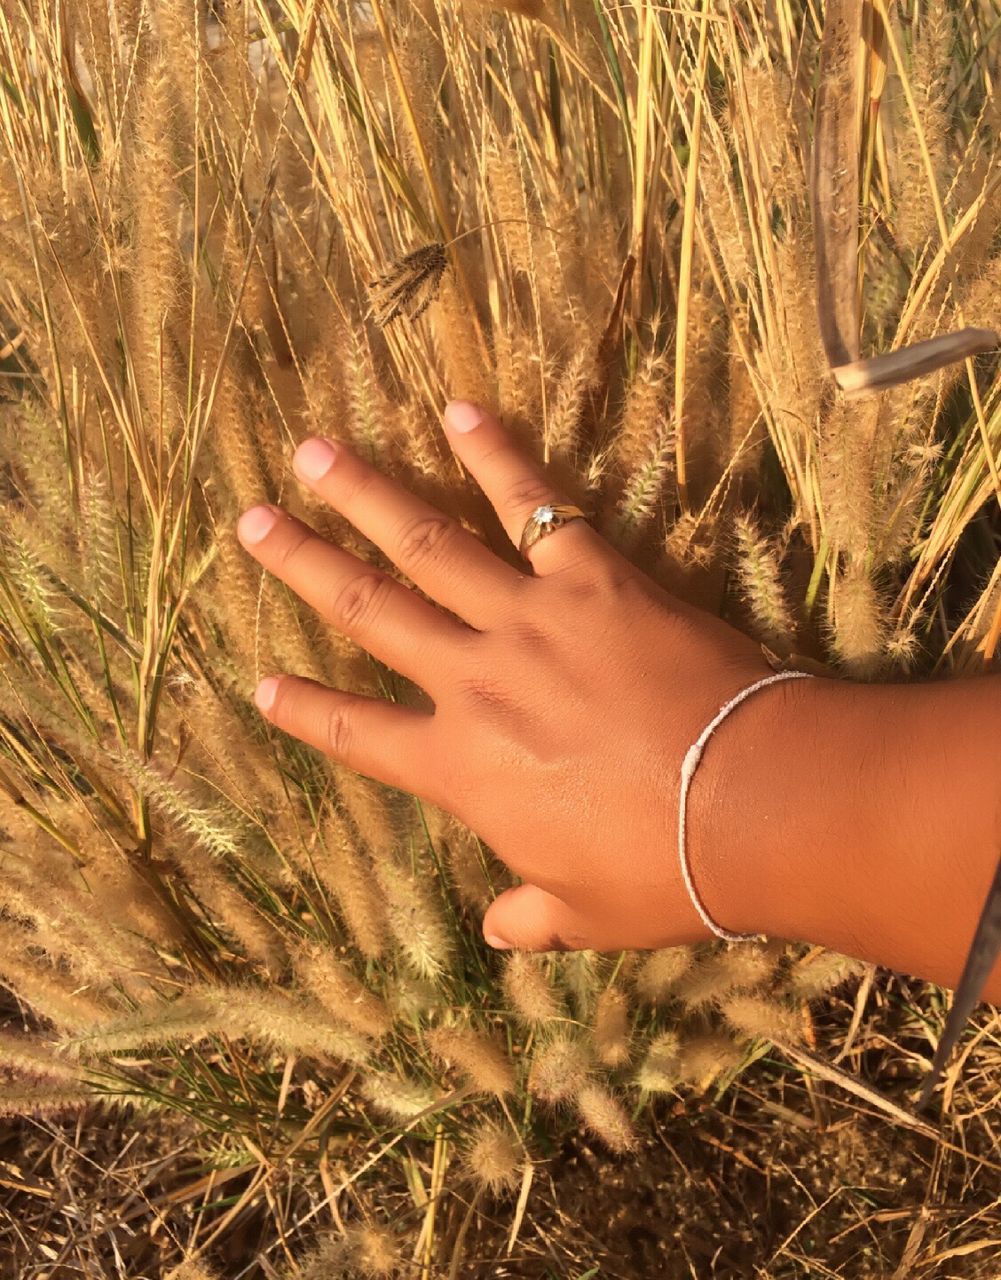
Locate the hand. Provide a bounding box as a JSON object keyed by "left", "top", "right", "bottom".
{"left": 236, "top": 400, "right": 806, "bottom": 952}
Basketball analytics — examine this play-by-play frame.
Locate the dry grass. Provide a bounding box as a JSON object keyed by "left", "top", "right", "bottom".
{"left": 0, "top": 0, "right": 999, "bottom": 1273}
{"left": 6, "top": 980, "right": 1001, "bottom": 1277}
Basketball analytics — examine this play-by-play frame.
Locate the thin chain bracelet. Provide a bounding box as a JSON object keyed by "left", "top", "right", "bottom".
{"left": 678, "top": 670, "right": 816, "bottom": 943}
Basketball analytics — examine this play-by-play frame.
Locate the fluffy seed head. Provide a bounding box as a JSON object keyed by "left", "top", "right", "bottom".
{"left": 165, "top": 1262, "right": 221, "bottom": 1280}
{"left": 376, "top": 858, "right": 453, "bottom": 981}
{"left": 340, "top": 1225, "right": 399, "bottom": 1278}
{"left": 359, "top": 1073, "right": 439, "bottom": 1122}
{"left": 315, "top": 806, "right": 387, "bottom": 960}
{"left": 713, "top": 942, "right": 781, "bottom": 993}
{"left": 557, "top": 949, "right": 603, "bottom": 1018}
{"left": 635, "top": 1030, "right": 681, "bottom": 1093}
{"left": 294, "top": 944, "right": 392, "bottom": 1040}
{"left": 671, "top": 953, "right": 738, "bottom": 1009}
{"left": 786, "top": 950, "right": 869, "bottom": 1000}
{"left": 387, "top": 973, "right": 442, "bottom": 1022}
{"left": 0, "top": 1083, "right": 96, "bottom": 1117}
{"left": 425, "top": 1025, "right": 514, "bottom": 1097}
{"left": 528, "top": 1032, "right": 591, "bottom": 1104}
{"left": 502, "top": 953, "right": 564, "bottom": 1025}
{"left": 591, "top": 987, "right": 632, "bottom": 1067}
{"left": 296, "top": 1225, "right": 399, "bottom": 1279}
{"left": 831, "top": 561, "right": 888, "bottom": 679}
{"left": 576, "top": 1083, "right": 637, "bottom": 1153}
{"left": 733, "top": 512, "right": 795, "bottom": 647}
{"left": 634, "top": 947, "right": 695, "bottom": 1004}
{"left": 462, "top": 1119, "right": 521, "bottom": 1193}
{"left": 674, "top": 1029, "right": 746, "bottom": 1089}
{"left": 0, "top": 1031, "right": 86, "bottom": 1082}
{"left": 719, "top": 993, "right": 805, "bottom": 1044}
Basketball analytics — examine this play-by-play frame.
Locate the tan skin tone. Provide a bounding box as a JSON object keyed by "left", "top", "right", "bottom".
{"left": 238, "top": 400, "right": 1001, "bottom": 1002}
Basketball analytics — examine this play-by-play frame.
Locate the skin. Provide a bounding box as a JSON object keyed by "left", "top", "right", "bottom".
{"left": 237, "top": 400, "right": 1001, "bottom": 1002}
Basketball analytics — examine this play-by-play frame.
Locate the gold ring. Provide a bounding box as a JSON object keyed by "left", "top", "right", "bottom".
{"left": 518, "top": 503, "right": 589, "bottom": 557}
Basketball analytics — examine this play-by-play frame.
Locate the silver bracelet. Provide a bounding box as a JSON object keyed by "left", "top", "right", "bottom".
{"left": 678, "top": 670, "right": 816, "bottom": 942}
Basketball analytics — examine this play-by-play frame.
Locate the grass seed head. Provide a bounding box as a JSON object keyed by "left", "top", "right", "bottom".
{"left": 367, "top": 244, "right": 448, "bottom": 328}
{"left": 340, "top": 1224, "right": 400, "bottom": 1278}
{"left": 786, "top": 950, "right": 869, "bottom": 1001}
{"left": 591, "top": 986, "right": 632, "bottom": 1067}
{"left": 576, "top": 1082, "right": 637, "bottom": 1154}
{"left": 166, "top": 1261, "right": 222, "bottom": 1280}
{"left": 634, "top": 947, "right": 695, "bottom": 1004}
{"left": 0, "top": 1083, "right": 97, "bottom": 1117}
{"left": 502, "top": 952, "right": 564, "bottom": 1025}
{"left": 295, "top": 1224, "right": 399, "bottom": 1279}
{"left": 557, "top": 949, "right": 604, "bottom": 1018}
{"left": 674, "top": 1029, "right": 746, "bottom": 1089}
{"left": 359, "top": 1073, "right": 439, "bottom": 1121}
{"left": 425, "top": 1025, "right": 515, "bottom": 1097}
{"left": 529, "top": 1032, "right": 591, "bottom": 1104}
{"left": 670, "top": 952, "right": 740, "bottom": 1009}
{"left": 387, "top": 972, "right": 443, "bottom": 1022}
{"left": 733, "top": 513, "right": 796, "bottom": 648}
{"left": 316, "top": 805, "right": 388, "bottom": 961}
{"left": 463, "top": 1118, "right": 522, "bottom": 1193}
{"left": 713, "top": 941, "right": 781, "bottom": 993}
{"left": 377, "top": 857, "right": 453, "bottom": 981}
{"left": 0, "top": 1031, "right": 88, "bottom": 1083}
{"left": 635, "top": 1030, "right": 682, "bottom": 1093}
{"left": 831, "top": 560, "right": 888, "bottom": 679}
{"left": 295, "top": 944, "right": 393, "bottom": 1041}
{"left": 718, "top": 993, "right": 806, "bottom": 1046}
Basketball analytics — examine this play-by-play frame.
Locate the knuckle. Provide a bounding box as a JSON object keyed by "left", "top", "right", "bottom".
{"left": 323, "top": 701, "right": 354, "bottom": 757}
{"left": 329, "top": 572, "right": 392, "bottom": 631}
{"left": 455, "top": 673, "right": 512, "bottom": 714}
{"left": 271, "top": 526, "right": 313, "bottom": 575}
{"left": 574, "top": 556, "right": 644, "bottom": 602}
{"left": 342, "top": 467, "right": 379, "bottom": 506}
{"left": 395, "top": 514, "right": 460, "bottom": 571}
{"left": 592, "top": 564, "right": 637, "bottom": 598}
{"left": 501, "top": 617, "right": 548, "bottom": 650}
{"left": 503, "top": 476, "right": 556, "bottom": 515}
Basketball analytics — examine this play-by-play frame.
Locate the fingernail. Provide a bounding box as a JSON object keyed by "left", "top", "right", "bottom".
{"left": 254, "top": 676, "right": 280, "bottom": 713}
{"left": 238, "top": 506, "right": 279, "bottom": 545}
{"left": 294, "top": 438, "right": 339, "bottom": 482}
{"left": 444, "top": 400, "right": 484, "bottom": 434}
{"left": 485, "top": 933, "right": 513, "bottom": 950}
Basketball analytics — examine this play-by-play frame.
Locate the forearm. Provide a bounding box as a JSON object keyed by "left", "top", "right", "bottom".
{"left": 696, "top": 671, "right": 1001, "bottom": 1001}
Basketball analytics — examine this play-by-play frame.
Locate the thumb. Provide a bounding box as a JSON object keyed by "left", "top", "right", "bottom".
{"left": 482, "top": 884, "right": 598, "bottom": 953}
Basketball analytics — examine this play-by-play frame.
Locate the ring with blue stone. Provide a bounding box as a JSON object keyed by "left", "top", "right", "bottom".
{"left": 518, "top": 503, "right": 590, "bottom": 558}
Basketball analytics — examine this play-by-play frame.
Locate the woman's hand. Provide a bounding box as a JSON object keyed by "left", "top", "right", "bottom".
{"left": 236, "top": 400, "right": 815, "bottom": 953}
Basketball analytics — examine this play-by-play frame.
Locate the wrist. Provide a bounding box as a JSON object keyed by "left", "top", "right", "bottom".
{"left": 695, "top": 668, "right": 1001, "bottom": 1001}
{"left": 684, "top": 670, "right": 841, "bottom": 942}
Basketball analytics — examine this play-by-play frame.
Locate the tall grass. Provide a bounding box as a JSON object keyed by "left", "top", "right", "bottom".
{"left": 0, "top": 0, "right": 998, "bottom": 1269}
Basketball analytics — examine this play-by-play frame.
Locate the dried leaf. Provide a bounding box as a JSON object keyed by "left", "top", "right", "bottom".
{"left": 833, "top": 328, "right": 999, "bottom": 397}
